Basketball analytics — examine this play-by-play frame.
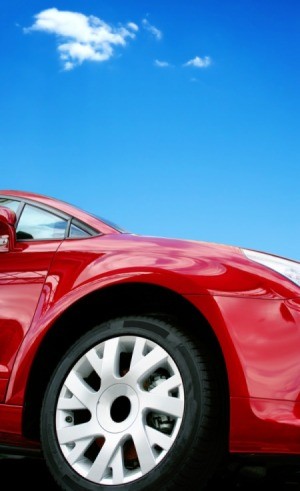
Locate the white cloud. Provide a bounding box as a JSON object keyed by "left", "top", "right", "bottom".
{"left": 127, "top": 22, "right": 139, "bottom": 32}
{"left": 184, "top": 56, "right": 212, "bottom": 68}
{"left": 24, "top": 8, "right": 138, "bottom": 70}
{"left": 64, "top": 61, "right": 74, "bottom": 71}
{"left": 154, "top": 59, "right": 170, "bottom": 67}
{"left": 142, "top": 18, "right": 162, "bottom": 40}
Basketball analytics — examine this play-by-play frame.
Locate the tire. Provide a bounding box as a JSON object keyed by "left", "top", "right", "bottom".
{"left": 40, "top": 315, "right": 227, "bottom": 491}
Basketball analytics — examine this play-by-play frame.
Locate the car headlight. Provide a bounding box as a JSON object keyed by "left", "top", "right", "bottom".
{"left": 242, "top": 248, "right": 300, "bottom": 287}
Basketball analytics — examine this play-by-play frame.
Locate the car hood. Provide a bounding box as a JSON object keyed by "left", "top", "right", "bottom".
{"left": 61, "top": 233, "right": 300, "bottom": 299}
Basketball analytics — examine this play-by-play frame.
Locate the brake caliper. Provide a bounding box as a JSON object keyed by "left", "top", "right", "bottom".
{"left": 146, "top": 372, "right": 174, "bottom": 435}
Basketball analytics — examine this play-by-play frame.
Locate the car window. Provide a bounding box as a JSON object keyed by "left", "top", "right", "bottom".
{"left": 16, "top": 204, "right": 68, "bottom": 240}
{"left": 69, "top": 223, "right": 91, "bottom": 238}
{"left": 0, "top": 198, "right": 20, "bottom": 214}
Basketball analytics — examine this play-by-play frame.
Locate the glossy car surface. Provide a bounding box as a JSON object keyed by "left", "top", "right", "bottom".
{"left": 0, "top": 189, "right": 300, "bottom": 491}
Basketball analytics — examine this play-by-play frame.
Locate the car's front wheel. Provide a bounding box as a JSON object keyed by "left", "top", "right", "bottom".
{"left": 40, "top": 315, "right": 227, "bottom": 491}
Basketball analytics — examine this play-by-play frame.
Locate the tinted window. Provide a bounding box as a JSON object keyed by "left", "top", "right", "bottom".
{"left": 17, "top": 204, "right": 68, "bottom": 240}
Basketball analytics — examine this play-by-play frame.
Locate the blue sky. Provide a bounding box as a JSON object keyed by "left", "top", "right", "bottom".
{"left": 1, "top": 1, "right": 300, "bottom": 260}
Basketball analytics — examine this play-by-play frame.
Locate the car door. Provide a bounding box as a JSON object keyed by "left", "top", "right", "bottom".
{"left": 0, "top": 200, "right": 68, "bottom": 402}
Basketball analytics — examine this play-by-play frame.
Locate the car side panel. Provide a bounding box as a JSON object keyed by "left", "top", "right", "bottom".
{"left": 0, "top": 404, "right": 40, "bottom": 448}
{"left": 186, "top": 294, "right": 300, "bottom": 453}
{"left": 0, "top": 241, "right": 60, "bottom": 402}
{"left": 187, "top": 294, "right": 300, "bottom": 402}
{"left": 230, "top": 397, "right": 300, "bottom": 454}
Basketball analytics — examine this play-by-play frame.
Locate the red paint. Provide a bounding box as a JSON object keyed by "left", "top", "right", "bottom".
{"left": 1, "top": 189, "right": 300, "bottom": 456}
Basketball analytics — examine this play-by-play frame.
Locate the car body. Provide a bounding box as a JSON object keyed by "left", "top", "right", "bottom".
{"left": 0, "top": 189, "right": 300, "bottom": 490}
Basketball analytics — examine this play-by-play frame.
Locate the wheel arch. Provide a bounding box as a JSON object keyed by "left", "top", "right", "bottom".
{"left": 22, "top": 281, "right": 230, "bottom": 442}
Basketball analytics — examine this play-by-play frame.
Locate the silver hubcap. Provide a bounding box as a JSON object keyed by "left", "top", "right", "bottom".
{"left": 56, "top": 335, "right": 185, "bottom": 485}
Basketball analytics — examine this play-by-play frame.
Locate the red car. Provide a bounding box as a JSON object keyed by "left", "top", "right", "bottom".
{"left": 0, "top": 189, "right": 300, "bottom": 491}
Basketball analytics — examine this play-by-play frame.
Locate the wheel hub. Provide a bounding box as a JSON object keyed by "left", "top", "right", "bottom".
{"left": 96, "top": 384, "right": 139, "bottom": 433}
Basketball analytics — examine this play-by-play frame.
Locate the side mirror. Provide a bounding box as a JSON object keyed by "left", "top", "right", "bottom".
{"left": 0, "top": 207, "right": 17, "bottom": 252}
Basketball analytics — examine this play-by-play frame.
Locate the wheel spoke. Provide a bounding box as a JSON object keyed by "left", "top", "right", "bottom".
{"left": 65, "top": 437, "right": 94, "bottom": 465}
{"left": 150, "top": 373, "right": 182, "bottom": 394}
{"left": 57, "top": 420, "right": 97, "bottom": 445}
{"left": 125, "top": 345, "right": 168, "bottom": 384}
{"left": 57, "top": 395, "right": 86, "bottom": 411}
{"left": 141, "top": 391, "right": 184, "bottom": 418}
{"left": 85, "top": 347, "right": 103, "bottom": 377}
{"left": 145, "top": 425, "right": 174, "bottom": 452}
{"left": 64, "top": 371, "right": 98, "bottom": 410}
{"left": 132, "top": 420, "right": 156, "bottom": 474}
{"left": 100, "top": 338, "right": 121, "bottom": 384}
{"left": 86, "top": 435, "right": 122, "bottom": 482}
{"left": 110, "top": 445, "right": 126, "bottom": 484}
{"left": 130, "top": 337, "right": 147, "bottom": 367}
